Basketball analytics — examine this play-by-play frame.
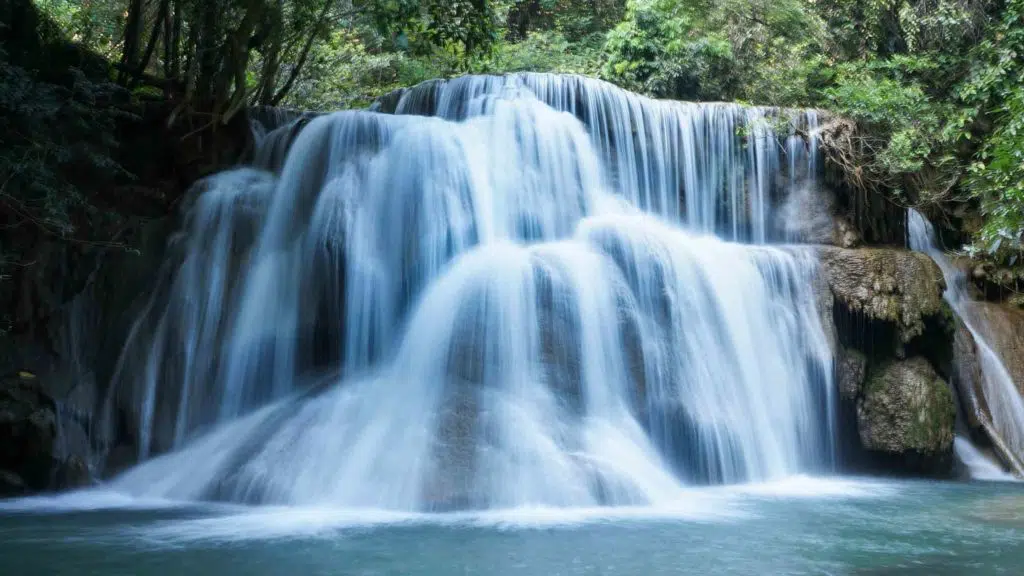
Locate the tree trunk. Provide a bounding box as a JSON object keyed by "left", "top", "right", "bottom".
{"left": 256, "top": 0, "right": 285, "bottom": 105}
{"left": 118, "top": 0, "right": 145, "bottom": 85}
{"left": 271, "top": 0, "right": 332, "bottom": 105}
{"left": 132, "top": 0, "right": 171, "bottom": 88}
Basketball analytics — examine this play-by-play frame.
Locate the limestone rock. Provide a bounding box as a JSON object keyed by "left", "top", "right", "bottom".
{"left": 857, "top": 357, "right": 955, "bottom": 458}
{"left": 837, "top": 348, "right": 867, "bottom": 401}
{"left": 811, "top": 268, "right": 839, "bottom": 356}
{"left": 951, "top": 320, "right": 987, "bottom": 430}
{"left": 831, "top": 216, "right": 862, "bottom": 249}
{"left": 816, "top": 247, "right": 946, "bottom": 342}
{"left": 961, "top": 302, "right": 1024, "bottom": 396}
{"left": 776, "top": 186, "right": 861, "bottom": 248}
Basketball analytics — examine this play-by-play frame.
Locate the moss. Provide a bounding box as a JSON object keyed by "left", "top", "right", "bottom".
{"left": 905, "top": 375, "right": 956, "bottom": 450}
{"left": 858, "top": 357, "right": 955, "bottom": 457}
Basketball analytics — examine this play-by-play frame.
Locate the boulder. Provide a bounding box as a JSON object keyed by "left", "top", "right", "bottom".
{"left": 857, "top": 357, "right": 955, "bottom": 471}
{"left": 0, "top": 374, "right": 57, "bottom": 494}
{"left": 816, "top": 247, "right": 946, "bottom": 343}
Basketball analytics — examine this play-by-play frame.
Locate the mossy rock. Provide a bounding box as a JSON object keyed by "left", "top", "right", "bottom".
{"left": 857, "top": 357, "right": 955, "bottom": 458}
{"left": 816, "top": 247, "right": 946, "bottom": 343}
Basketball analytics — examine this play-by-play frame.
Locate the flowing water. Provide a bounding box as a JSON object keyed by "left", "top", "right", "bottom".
{"left": 7, "top": 73, "right": 1024, "bottom": 574}
{"left": 2, "top": 479, "right": 1024, "bottom": 575}
{"left": 98, "top": 73, "right": 837, "bottom": 510}
{"left": 908, "top": 209, "right": 1024, "bottom": 479}
{"left": 955, "top": 437, "right": 1017, "bottom": 482}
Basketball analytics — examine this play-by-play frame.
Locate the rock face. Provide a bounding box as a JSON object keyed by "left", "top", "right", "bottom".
{"left": 816, "top": 247, "right": 946, "bottom": 343}
{"left": 0, "top": 375, "right": 57, "bottom": 495}
{"left": 952, "top": 319, "right": 988, "bottom": 431}
{"left": 814, "top": 247, "right": 957, "bottom": 475}
{"left": 857, "top": 357, "right": 956, "bottom": 471}
{"left": 837, "top": 347, "right": 867, "bottom": 401}
{"left": 0, "top": 374, "right": 95, "bottom": 496}
{"left": 962, "top": 302, "right": 1024, "bottom": 396}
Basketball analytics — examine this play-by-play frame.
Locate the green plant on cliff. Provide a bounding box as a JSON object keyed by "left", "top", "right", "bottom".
{"left": 820, "top": 57, "right": 960, "bottom": 204}
{"left": 0, "top": 57, "right": 128, "bottom": 238}
{"left": 599, "top": 0, "right": 819, "bottom": 103}
{"left": 960, "top": 0, "right": 1024, "bottom": 262}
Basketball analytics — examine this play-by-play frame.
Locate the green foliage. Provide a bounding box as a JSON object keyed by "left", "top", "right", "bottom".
{"left": 32, "top": 0, "right": 124, "bottom": 58}
{"left": 824, "top": 61, "right": 943, "bottom": 176}
{"left": 0, "top": 48, "right": 129, "bottom": 239}
{"left": 600, "top": 0, "right": 820, "bottom": 104}
{"left": 18, "top": 0, "right": 1024, "bottom": 266}
{"left": 601, "top": 0, "right": 734, "bottom": 100}
{"left": 280, "top": 27, "right": 452, "bottom": 110}
{"left": 505, "top": 0, "right": 627, "bottom": 41}
{"left": 962, "top": 0, "right": 1024, "bottom": 260}
{"left": 472, "top": 30, "right": 604, "bottom": 75}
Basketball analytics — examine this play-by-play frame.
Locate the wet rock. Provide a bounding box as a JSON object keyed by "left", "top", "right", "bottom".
{"left": 961, "top": 302, "right": 1024, "bottom": 395}
{"left": 811, "top": 269, "right": 839, "bottom": 356}
{"left": 0, "top": 375, "right": 57, "bottom": 492}
{"left": 101, "top": 444, "right": 139, "bottom": 479}
{"left": 816, "top": 247, "right": 946, "bottom": 343}
{"left": 951, "top": 319, "right": 987, "bottom": 431}
{"left": 776, "top": 186, "right": 861, "bottom": 248}
{"left": 53, "top": 455, "right": 91, "bottom": 490}
{"left": 857, "top": 357, "right": 955, "bottom": 471}
{"left": 837, "top": 348, "right": 867, "bottom": 401}
{"left": 831, "top": 216, "right": 862, "bottom": 248}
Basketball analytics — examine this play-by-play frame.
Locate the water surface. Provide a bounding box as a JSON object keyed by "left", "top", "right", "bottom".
{"left": 2, "top": 478, "right": 1021, "bottom": 575}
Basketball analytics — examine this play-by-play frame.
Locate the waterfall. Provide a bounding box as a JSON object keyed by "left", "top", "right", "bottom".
{"left": 107, "top": 73, "right": 836, "bottom": 510}
{"left": 954, "top": 437, "right": 1016, "bottom": 482}
{"left": 908, "top": 209, "right": 1024, "bottom": 479}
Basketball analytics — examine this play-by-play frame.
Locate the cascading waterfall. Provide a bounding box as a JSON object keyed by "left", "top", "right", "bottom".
{"left": 908, "top": 209, "right": 1023, "bottom": 480}
{"left": 105, "top": 73, "right": 836, "bottom": 510}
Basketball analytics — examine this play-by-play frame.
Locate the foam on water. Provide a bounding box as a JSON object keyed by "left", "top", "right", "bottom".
{"left": 0, "top": 475, "right": 898, "bottom": 545}
{"left": 0, "top": 490, "right": 183, "bottom": 514}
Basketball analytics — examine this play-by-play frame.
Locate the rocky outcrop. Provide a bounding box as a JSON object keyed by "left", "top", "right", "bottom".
{"left": 777, "top": 186, "right": 862, "bottom": 248}
{"left": 0, "top": 373, "right": 95, "bottom": 496}
{"left": 817, "top": 247, "right": 946, "bottom": 343}
{"left": 857, "top": 357, "right": 956, "bottom": 472}
{"left": 962, "top": 302, "right": 1024, "bottom": 395}
{"left": 815, "top": 246, "right": 959, "bottom": 475}
{"left": 952, "top": 319, "right": 988, "bottom": 431}
{"left": 949, "top": 304, "right": 1024, "bottom": 476}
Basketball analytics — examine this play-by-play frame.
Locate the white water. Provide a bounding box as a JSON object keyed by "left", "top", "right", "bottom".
{"left": 104, "top": 74, "right": 836, "bottom": 510}
{"left": 908, "top": 209, "right": 1024, "bottom": 479}
{"left": 953, "top": 437, "right": 1017, "bottom": 482}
